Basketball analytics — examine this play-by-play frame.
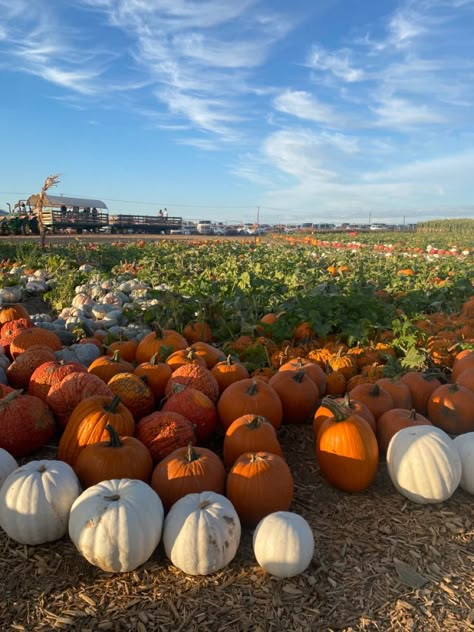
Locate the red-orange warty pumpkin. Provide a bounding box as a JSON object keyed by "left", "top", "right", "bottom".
{"left": 9, "top": 327, "right": 62, "bottom": 358}
{"left": 217, "top": 379, "right": 283, "bottom": 431}
{"left": 223, "top": 414, "right": 283, "bottom": 468}
{"left": 150, "top": 443, "right": 226, "bottom": 511}
{"left": 136, "top": 411, "right": 196, "bottom": 462}
{"left": 162, "top": 384, "right": 217, "bottom": 443}
{"left": 0, "top": 303, "right": 31, "bottom": 325}
{"left": 47, "top": 372, "right": 114, "bottom": 430}
{"left": 58, "top": 394, "right": 135, "bottom": 465}
{"left": 0, "top": 389, "right": 55, "bottom": 457}
{"left": 29, "top": 361, "right": 87, "bottom": 401}
{"left": 165, "top": 364, "right": 220, "bottom": 403}
{"left": 107, "top": 372, "right": 155, "bottom": 421}
{"left": 316, "top": 398, "right": 379, "bottom": 493}
{"left": 0, "top": 318, "right": 33, "bottom": 355}
{"left": 6, "top": 346, "right": 57, "bottom": 389}
{"left": 226, "top": 451, "right": 294, "bottom": 527}
{"left": 73, "top": 424, "right": 153, "bottom": 488}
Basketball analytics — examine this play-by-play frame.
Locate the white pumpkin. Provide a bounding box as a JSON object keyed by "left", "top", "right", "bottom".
{"left": 163, "top": 491, "right": 241, "bottom": 576}
{"left": 68, "top": 479, "right": 164, "bottom": 573}
{"left": 453, "top": 433, "right": 474, "bottom": 494}
{"left": 387, "top": 425, "right": 461, "bottom": 504}
{"left": 253, "top": 511, "right": 314, "bottom": 578}
{"left": 0, "top": 460, "right": 81, "bottom": 545}
{"left": 55, "top": 343, "right": 101, "bottom": 367}
{"left": 0, "top": 448, "right": 18, "bottom": 490}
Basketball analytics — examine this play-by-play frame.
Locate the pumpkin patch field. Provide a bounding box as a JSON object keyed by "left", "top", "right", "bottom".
{"left": 0, "top": 225, "right": 474, "bottom": 631}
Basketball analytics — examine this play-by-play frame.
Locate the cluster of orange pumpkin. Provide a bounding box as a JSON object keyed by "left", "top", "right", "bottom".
{"left": 0, "top": 298, "right": 473, "bottom": 528}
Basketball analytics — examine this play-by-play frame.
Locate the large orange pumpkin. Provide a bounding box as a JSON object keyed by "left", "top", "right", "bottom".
{"left": 88, "top": 350, "right": 134, "bottom": 383}
{"left": 57, "top": 394, "right": 135, "bottom": 465}
{"left": 162, "top": 384, "right": 217, "bottom": 443}
{"left": 189, "top": 341, "right": 226, "bottom": 369}
{"left": 313, "top": 393, "right": 376, "bottom": 437}
{"left": 316, "top": 398, "right": 379, "bottom": 492}
{"left": 183, "top": 321, "right": 213, "bottom": 344}
{"left": 73, "top": 424, "right": 153, "bottom": 488}
{"left": 166, "top": 348, "right": 207, "bottom": 372}
{"left": 133, "top": 353, "right": 173, "bottom": 406}
{"left": 29, "top": 360, "right": 87, "bottom": 402}
{"left": 6, "top": 346, "right": 57, "bottom": 389}
{"left": 269, "top": 369, "right": 319, "bottom": 424}
{"left": 217, "top": 379, "right": 283, "bottom": 431}
{"left": 226, "top": 451, "right": 294, "bottom": 527}
{"left": 375, "top": 378, "right": 413, "bottom": 410}
{"left": 349, "top": 382, "right": 394, "bottom": 421}
{"left": 135, "top": 325, "right": 188, "bottom": 364}
{"left": 278, "top": 357, "right": 327, "bottom": 396}
{"left": 150, "top": 443, "right": 226, "bottom": 511}
{"left": 223, "top": 414, "right": 283, "bottom": 468}
{"left": 427, "top": 383, "right": 474, "bottom": 435}
{"left": 377, "top": 408, "right": 431, "bottom": 455}
{"left": 9, "top": 328, "right": 62, "bottom": 358}
{"left": 399, "top": 372, "right": 442, "bottom": 416}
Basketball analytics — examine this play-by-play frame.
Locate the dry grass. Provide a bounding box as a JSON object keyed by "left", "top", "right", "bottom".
{"left": 2, "top": 426, "right": 474, "bottom": 632}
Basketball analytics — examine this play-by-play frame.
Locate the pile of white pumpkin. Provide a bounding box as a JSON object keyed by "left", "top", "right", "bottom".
{"left": 0, "top": 452, "right": 315, "bottom": 578}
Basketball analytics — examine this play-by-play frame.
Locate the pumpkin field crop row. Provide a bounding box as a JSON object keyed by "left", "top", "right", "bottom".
{"left": 0, "top": 227, "right": 473, "bottom": 631}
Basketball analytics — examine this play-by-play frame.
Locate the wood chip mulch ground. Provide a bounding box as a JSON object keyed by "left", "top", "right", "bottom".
{"left": 1, "top": 426, "right": 474, "bottom": 632}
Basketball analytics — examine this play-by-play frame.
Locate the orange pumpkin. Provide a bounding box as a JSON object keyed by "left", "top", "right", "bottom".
{"left": 88, "top": 349, "right": 134, "bottom": 383}
{"left": 9, "top": 328, "right": 62, "bottom": 358}
{"left": 349, "top": 382, "right": 394, "bottom": 421}
{"left": 189, "top": 341, "right": 226, "bottom": 369}
{"left": 325, "top": 369, "right": 346, "bottom": 396}
{"left": 106, "top": 339, "right": 138, "bottom": 363}
{"left": 135, "top": 325, "right": 188, "bottom": 364}
{"left": 211, "top": 355, "right": 250, "bottom": 393}
{"left": 316, "top": 398, "right": 379, "bottom": 492}
{"left": 162, "top": 384, "right": 217, "bottom": 443}
{"left": 166, "top": 348, "right": 207, "bottom": 372}
{"left": 150, "top": 443, "right": 226, "bottom": 511}
{"left": 226, "top": 451, "right": 294, "bottom": 526}
{"left": 313, "top": 393, "right": 376, "bottom": 437}
{"left": 6, "top": 346, "right": 57, "bottom": 389}
{"left": 73, "top": 424, "right": 153, "bottom": 488}
{"left": 376, "top": 378, "right": 413, "bottom": 409}
{"left": 456, "top": 367, "right": 474, "bottom": 393}
{"left": 217, "top": 378, "right": 283, "bottom": 431}
{"left": 427, "top": 383, "right": 474, "bottom": 435}
{"left": 0, "top": 303, "right": 31, "bottom": 325}
{"left": 399, "top": 372, "right": 442, "bottom": 416}
{"left": 223, "top": 414, "right": 283, "bottom": 468}
{"left": 452, "top": 352, "right": 474, "bottom": 382}
{"left": 165, "top": 363, "right": 220, "bottom": 403}
{"left": 278, "top": 357, "right": 326, "bottom": 396}
{"left": 183, "top": 321, "right": 213, "bottom": 344}
{"left": 58, "top": 394, "right": 135, "bottom": 466}
{"left": 133, "top": 353, "right": 173, "bottom": 405}
{"left": 269, "top": 369, "right": 319, "bottom": 424}
{"left": 136, "top": 411, "right": 196, "bottom": 462}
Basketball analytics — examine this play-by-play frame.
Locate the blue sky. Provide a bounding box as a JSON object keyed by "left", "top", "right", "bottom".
{"left": 1, "top": 0, "right": 473, "bottom": 225}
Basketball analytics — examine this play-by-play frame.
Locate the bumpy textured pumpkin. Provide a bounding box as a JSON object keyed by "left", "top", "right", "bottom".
{"left": 0, "top": 447, "right": 18, "bottom": 490}
{"left": 223, "top": 414, "right": 283, "bottom": 468}
{"left": 0, "top": 318, "right": 33, "bottom": 354}
{"left": 165, "top": 364, "right": 220, "bottom": 404}
{"left": 269, "top": 369, "right": 319, "bottom": 424}
{"left": 0, "top": 390, "right": 55, "bottom": 457}
{"left": 162, "top": 385, "right": 217, "bottom": 443}
{"left": 387, "top": 425, "right": 461, "bottom": 504}
{"left": 253, "top": 511, "right": 314, "bottom": 578}
{"left": 163, "top": 491, "right": 241, "bottom": 576}
{"left": 226, "top": 452, "right": 294, "bottom": 526}
{"left": 316, "top": 398, "right": 379, "bottom": 492}
{"left": 217, "top": 379, "right": 283, "bottom": 431}
{"left": 136, "top": 411, "right": 196, "bottom": 462}
{"left": 74, "top": 424, "right": 153, "bottom": 488}
{"left": 453, "top": 433, "right": 474, "bottom": 494}
{"left": 7, "top": 346, "right": 57, "bottom": 389}
{"left": 29, "top": 360, "right": 87, "bottom": 401}
{"left": 47, "top": 372, "right": 114, "bottom": 429}
{"left": 58, "top": 395, "right": 135, "bottom": 466}
{"left": 9, "top": 327, "right": 62, "bottom": 358}
{"left": 151, "top": 444, "right": 226, "bottom": 511}
{"left": 107, "top": 372, "right": 155, "bottom": 421}
{"left": 0, "top": 460, "right": 81, "bottom": 544}
{"left": 69, "top": 478, "right": 164, "bottom": 572}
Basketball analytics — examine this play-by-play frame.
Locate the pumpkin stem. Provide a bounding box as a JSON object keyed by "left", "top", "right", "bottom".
{"left": 408, "top": 408, "right": 418, "bottom": 421}
{"left": 292, "top": 369, "right": 306, "bottom": 383}
{"left": 170, "top": 382, "right": 186, "bottom": 395}
{"left": 149, "top": 353, "right": 160, "bottom": 366}
{"left": 342, "top": 392, "right": 351, "bottom": 407}
{"left": 247, "top": 380, "right": 259, "bottom": 396}
{"left": 104, "top": 494, "right": 120, "bottom": 501}
{"left": 105, "top": 423, "right": 123, "bottom": 448}
{"left": 151, "top": 322, "right": 164, "bottom": 337}
{"left": 247, "top": 415, "right": 268, "bottom": 430}
{"left": 185, "top": 443, "right": 200, "bottom": 462}
{"left": 110, "top": 349, "right": 122, "bottom": 363}
{"left": 0, "top": 389, "right": 24, "bottom": 408}
{"left": 320, "top": 397, "right": 349, "bottom": 422}
{"left": 369, "top": 383, "right": 380, "bottom": 397}
{"left": 37, "top": 464, "right": 47, "bottom": 473}
{"left": 226, "top": 354, "right": 234, "bottom": 366}
{"left": 104, "top": 394, "right": 121, "bottom": 413}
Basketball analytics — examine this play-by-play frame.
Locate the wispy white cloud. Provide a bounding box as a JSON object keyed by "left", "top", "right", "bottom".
{"left": 306, "top": 45, "right": 364, "bottom": 82}
{"left": 273, "top": 90, "right": 342, "bottom": 126}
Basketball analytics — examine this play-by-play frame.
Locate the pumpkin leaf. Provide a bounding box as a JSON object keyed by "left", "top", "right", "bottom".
{"left": 393, "top": 558, "right": 428, "bottom": 588}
